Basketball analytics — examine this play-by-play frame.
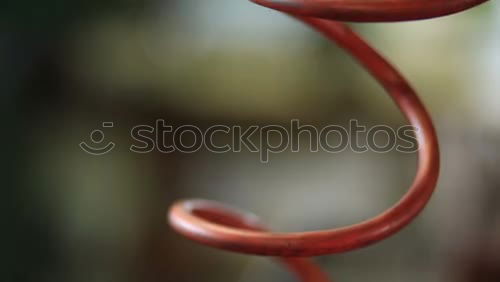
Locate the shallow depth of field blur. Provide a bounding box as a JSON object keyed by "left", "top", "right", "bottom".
{"left": 5, "top": 1, "right": 500, "bottom": 282}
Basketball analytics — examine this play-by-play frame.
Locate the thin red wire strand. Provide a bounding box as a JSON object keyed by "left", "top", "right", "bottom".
{"left": 168, "top": 1, "right": 489, "bottom": 281}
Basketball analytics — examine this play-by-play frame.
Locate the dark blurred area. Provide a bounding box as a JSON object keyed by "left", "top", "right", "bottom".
{"left": 4, "top": 1, "right": 500, "bottom": 282}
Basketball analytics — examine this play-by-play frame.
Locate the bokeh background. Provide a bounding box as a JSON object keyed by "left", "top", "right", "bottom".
{"left": 4, "top": 1, "right": 500, "bottom": 282}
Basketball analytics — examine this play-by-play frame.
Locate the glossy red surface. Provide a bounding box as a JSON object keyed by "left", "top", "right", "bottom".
{"left": 168, "top": 1, "right": 489, "bottom": 281}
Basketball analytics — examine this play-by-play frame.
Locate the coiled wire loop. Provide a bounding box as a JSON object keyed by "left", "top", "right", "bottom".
{"left": 168, "top": 1, "right": 489, "bottom": 281}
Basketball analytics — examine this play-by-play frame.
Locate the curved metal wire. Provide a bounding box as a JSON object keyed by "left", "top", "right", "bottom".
{"left": 168, "top": 1, "right": 489, "bottom": 281}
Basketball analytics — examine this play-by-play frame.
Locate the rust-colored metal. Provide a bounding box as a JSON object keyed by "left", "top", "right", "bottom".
{"left": 168, "top": 1, "right": 489, "bottom": 281}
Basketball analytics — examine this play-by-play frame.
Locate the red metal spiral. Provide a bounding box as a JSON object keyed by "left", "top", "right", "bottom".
{"left": 168, "top": 1, "right": 489, "bottom": 281}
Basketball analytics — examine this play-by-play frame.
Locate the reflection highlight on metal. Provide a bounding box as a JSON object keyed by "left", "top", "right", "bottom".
{"left": 168, "top": 1, "right": 489, "bottom": 281}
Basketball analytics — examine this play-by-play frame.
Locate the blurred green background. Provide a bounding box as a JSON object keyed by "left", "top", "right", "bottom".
{"left": 4, "top": 1, "right": 500, "bottom": 282}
